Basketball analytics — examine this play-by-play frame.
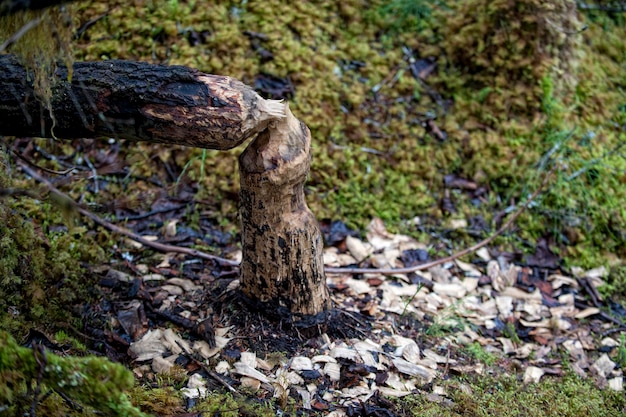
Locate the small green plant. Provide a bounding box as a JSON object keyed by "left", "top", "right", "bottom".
{"left": 616, "top": 333, "right": 626, "bottom": 369}
{"left": 377, "top": 0, "right": 433, "bottom": 32}
{"left": 502, "top": 321, "right": 521, "bottom": 344}
{"left": 464, "top": 341, "right": 497, "bottom": 366}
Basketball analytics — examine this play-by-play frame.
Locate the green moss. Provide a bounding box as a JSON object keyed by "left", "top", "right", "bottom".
{"left": 0, "top": 148, "right": 106, "bottom": 337}
{"left": 394, "top": 371, "right": 626, "bottom": 417}
{"left": 192, "top": 392, "right": 280, "bottom": 417}
{"left": 0, "top": 332, "right": 147, "bottom": 417}
{"left": 463, "top": 342, "right": 498, "bottom": 366}
{"left": 0, "top": 6, "right": 74, "bottom": 112}
{"left": 128, "top": 386, "right": 185, "bottom": 416}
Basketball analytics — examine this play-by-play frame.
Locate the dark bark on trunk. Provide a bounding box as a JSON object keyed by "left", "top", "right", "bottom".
{"left": 0, "top": 54, "right": 283, "bottom": 149}
{"left": 0, "top": 0, "right": 79, "bottom": 16}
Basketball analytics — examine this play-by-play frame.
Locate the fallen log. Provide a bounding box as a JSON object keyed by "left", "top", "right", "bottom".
{"left": 0, "top": 54, "right": 284, "bottom": 149}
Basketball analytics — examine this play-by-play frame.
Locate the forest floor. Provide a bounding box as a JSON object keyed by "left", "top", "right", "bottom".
{"left": 1, "top": 0, "right": 626, "bottom": 416}
{"left": 4, "top": 143, "right": 626, "bottom": 415}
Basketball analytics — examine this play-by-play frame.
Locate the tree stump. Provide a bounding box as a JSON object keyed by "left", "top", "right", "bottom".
{"left": 239, "top": 105, "right": 331, "bottom": 330}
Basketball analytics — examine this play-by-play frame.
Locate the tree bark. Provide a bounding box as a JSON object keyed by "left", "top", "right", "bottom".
{"left": 239, "top": 105, "right": 331, "bottom": 329}
{"left": 0, "top": 54, "right": 283, "bottom": 149}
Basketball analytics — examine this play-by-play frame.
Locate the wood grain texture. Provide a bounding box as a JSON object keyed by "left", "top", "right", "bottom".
{"left": 239, "top": 105, "right": 331, "bottom": 320}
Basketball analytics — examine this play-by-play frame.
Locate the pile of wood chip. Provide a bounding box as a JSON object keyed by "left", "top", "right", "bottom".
{"left": 123, "top": 218, "right": 624, "bottom": 414}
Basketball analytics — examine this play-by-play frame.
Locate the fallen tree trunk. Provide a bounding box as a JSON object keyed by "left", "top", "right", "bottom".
{"left": 0, "top": 55, "right": 331, "bottom": 329}
{"left": 0, "top": 54, "right": 283, "bottom": 149}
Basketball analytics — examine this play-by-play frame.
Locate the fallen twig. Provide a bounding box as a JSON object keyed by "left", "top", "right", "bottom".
{"left": 18, "top": 162, "right": 239, "bottom": 267}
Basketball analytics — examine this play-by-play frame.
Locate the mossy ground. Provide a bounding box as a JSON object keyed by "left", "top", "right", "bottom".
{"left": 66, "top": 0, "right": 625, "bottom": 268}
{"left": 1, "top": 0, "right": 625, "bottom": 415}
{"left": 394, "top": 371, "right": 626, "bottom": 417}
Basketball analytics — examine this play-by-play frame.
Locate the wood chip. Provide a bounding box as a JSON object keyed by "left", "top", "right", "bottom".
{"left": 233, "top": 363, "right": 271, "bottom": 384}
{"left": 575, "top": 307, "right": 600, "bottom": 319}
{"left": 290, "top": 356, "right": 314, "bottom": 371}
{"left": 345, "top": 236, "right": 371, "bottom": 262}
{"left": 323, "top": 362, "right": 341, "bottom": 381}
{"left": 592, "top": 354, "right": 616, "bottom": 377}
{"left": 523, "top": 366, "right": 545, "bottom": 384}
{"left": 392, "top": 358, "right": 436, "bottom": 380}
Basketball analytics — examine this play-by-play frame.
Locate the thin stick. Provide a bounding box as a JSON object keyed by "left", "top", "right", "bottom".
{"left": 0, "top": 17, "right": 43, "bottom": 53}
{"left": 18, "top": 162, "right": 239, "bottom": 267}
{"left": 19, "top": 161, "right": 553, "bottom": 275}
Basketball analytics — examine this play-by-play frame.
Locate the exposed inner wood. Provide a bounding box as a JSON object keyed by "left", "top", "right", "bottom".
{"left": 239, "top": 104, "right": 331, "bottom": 318}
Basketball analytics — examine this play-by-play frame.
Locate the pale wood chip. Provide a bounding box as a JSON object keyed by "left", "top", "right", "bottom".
{"left": 290, "top": 356, "right": 314, "bottom": 371}
{"left": 330, "top": 346, "right": 358, "bottom": 361}
{"left": 384, "top": 372, "right": 406, "bottom": 391}
{"left": 323, "top": 250, "right": 339, "bottom": 266}
{"left": 575, "top": 307, "right": 600, "bottom": 319}
{"left": 226, "top": 279, "right": 240, "bottom": 291}
{"left": 181, "top": 374, "right": 208, "bottom": 399}
{"left": 377, "top": 387, "right": 413, "bottom": 397}
{"left": 152, "top": 355, "right": 175, "bottom": 374}
{"left": 256, "top": 358, "right": 275, "bottom": 371}
{"left": 323, "top": 362, "right": 341, "bottom": 381}
{"left": 585, "top": 266, "right": 608, "bottom": 279}
{"left": 461, "top": 277, "right": 480, "bottom": 292}
{"left": 129, "top": 329, "right": 165, "bottom": 361}
{"left": 162, "top": 328, "right": 190, "bottom": 355}
{"left": 501, "top": 287, "right": 542, "bottom": 301}
{"left": 429, "top": 265, "right": 453, "bottom": 283}
{"left": 312, "top": 354, "right": 337, "bottom": 364}
{"left": 523, "top": 366, "right": 545, "bottom": 384}
{"left": 495, "top": 296, "right": 514, "bottom": 317}
{"left": 455, "top": 260, "right": 481, "bottom": 277}
{"left": 601, "top": 337, "right": 620, "bottom": 348}
{"left": 422, "top": 349, "right": 457, "bottom": 364}
{"left": 160, "top": 284, "right": 184, "bottom": 295}
{"left": 548, "top": 274, "right": 578, "bottom": 289}
{"left": 433, "top": 282, "right": 467, "bottom": 298}
{"left": 215, "top": 361, "right": 231, "bottom": 374}
{"left": 499, "top": 337, "right": 516, "bottom": 355}
{"left": 345, "top": 278, "right": 372, "bottom": 295}
{"left": 233, "top": 363, "right": 271, "bottom": 383}
{"left": 476, "top": 247, "right": 491, "bottom": 261}
{"left": 608, "top": 377, "right": 624, "bottom": 392}
{"left": 142, "top": 273, "right": 165, "bottom": 282}
{"left": 240, "top": 377, "right": 261, "bottom": 390}
{"left": 392, "top": 358, "right": 436, "bottom": 380}
{"left": 345, "top": 236, "right": 372, "bottom": 262}
{"left": 400, "top": 341, "right": 421, "bottom": 364}
{"left": 592, "top": 353, "right": 616, "bottom": 377}
{"left": 165, "top": 277, "right": 201, "bottom": 292}
{"left": 193, "top": 336, "right": 230, "bottom": 359}
{"left": 240, "top": 351, "right": 257, "bottom": 368}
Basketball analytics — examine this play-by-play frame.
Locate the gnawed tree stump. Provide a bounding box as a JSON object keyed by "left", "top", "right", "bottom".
{"left": 0, "top": 55, "right": 331, "bottom": 329}
{"left": 239, "top": 105, "right": 331, "bottom": 328}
